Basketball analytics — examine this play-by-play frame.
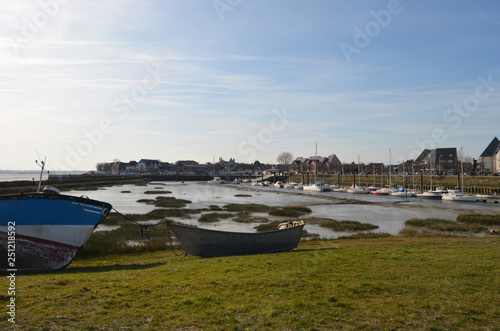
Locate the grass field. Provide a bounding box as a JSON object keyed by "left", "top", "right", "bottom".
{"left": 1, "top": 237, "right": 499, "bottom": 330}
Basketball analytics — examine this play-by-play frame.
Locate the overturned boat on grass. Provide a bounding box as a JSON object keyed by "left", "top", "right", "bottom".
{"left": 167, "top": 220, "right": 304, "bottom": 257}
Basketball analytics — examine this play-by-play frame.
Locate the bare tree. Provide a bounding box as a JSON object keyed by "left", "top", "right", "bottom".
{"left": 277, "top": 152, "right": 293, "bottom": 166}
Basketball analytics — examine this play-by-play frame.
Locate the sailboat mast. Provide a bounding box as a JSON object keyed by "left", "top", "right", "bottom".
{"left": 461, "top": 147, "right": 464, "bottom": 191}
{"left": 389, "top": 149, "right": 392, "bottom": 188}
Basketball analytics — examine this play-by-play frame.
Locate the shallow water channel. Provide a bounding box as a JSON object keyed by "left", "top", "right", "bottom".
{"left": 66, "top": 182, "right": 500, "bottom": 239}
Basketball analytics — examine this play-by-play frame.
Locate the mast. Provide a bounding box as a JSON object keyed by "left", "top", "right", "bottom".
{"left": 461, "top": 147, "right": 464, "bottom": 192}
{"left": 35, "top": 157, "right": 46, "bottom": 193}
{"left": 357, "top": 155, "right": 360, "bottom": 186}
{"left": 389, "top": 149, "right": 392, "bottom": 188}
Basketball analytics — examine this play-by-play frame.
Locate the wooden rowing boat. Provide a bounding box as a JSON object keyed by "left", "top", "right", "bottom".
{"left": 167, "top": 221, "right": 304, "bottom": 257}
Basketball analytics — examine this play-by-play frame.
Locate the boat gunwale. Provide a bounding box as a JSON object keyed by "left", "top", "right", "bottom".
{"left": 0, "top": 192, "right": 112, "bottom": 210}
{"left": 167, "top": 221, "right": 304, "bottom": 236}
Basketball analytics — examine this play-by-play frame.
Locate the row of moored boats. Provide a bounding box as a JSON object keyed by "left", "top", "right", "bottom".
{"left": 210, "top": 177, "right": 499, "bottom": 203}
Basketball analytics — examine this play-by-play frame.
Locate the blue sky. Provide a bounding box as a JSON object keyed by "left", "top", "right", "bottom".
{"left": 1, "top": 0, "right": 500, "bottom": 170}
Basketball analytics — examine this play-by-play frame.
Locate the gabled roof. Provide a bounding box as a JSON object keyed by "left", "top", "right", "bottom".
{"left": 480, "top": 137, "right": 500, "bottom": 157}
{"left": 308, "top": 156, "right": 327, "bottom": 163}
{"left": 415, "top": 148, "right": 457, "bottom": 164}
{"left": 415, "top": 149, "right": 431, "bottom": 164}
{"left": 434, "top": 148, "right": 457, "bottom": 161}
{"left": 293, "top": 157, "right": 308, "bottom": 164}
{"left": 327, "top": 154, "right": 341, "bottom": 164}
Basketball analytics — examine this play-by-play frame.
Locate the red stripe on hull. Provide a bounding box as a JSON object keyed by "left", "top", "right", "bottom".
{"left": 0, "top": 231, "right": 81, "bottom": 271}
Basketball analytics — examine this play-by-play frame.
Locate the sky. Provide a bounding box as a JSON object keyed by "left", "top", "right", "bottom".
{"left": 1, "top": 0, "right": 500, "bottom": 171}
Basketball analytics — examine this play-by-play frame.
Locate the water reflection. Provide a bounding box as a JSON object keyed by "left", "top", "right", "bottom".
{"left": 64, "top": 182, "right": 500, "bottom": 239}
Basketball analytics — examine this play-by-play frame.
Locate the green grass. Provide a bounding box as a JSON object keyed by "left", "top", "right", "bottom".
{"left": 233, "top": 215, "right": 269, "bottom": 223}
{"left": 198, "top": 213, "right": 233, "bottom": 223}
{"left": 223, "top": 203, "right": 272, "bottom": 213}
{"left": 457, "top": 214, "right": 500, "bottom": 226}
{"left": 255, "top": 221, "right": 284, "bottom": 231}
{"left": 268, "top": 205, "right": 312, "bottom": 217}
{"left": 404, "top": 218, "right": 489, "bottom": 234}
{"left": 320, "top": 220, "right": 379, "bottom": 232}
{"left": 143, "top": 190, "right": 172, "bottom": 194}
{"left": 2, "top": 237, "right": 498, "bottom": 330}
{"left": 152, "top": 196, "right": 191, "bottom": 208}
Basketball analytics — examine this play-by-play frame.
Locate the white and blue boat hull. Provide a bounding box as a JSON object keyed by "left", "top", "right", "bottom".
{"left": 0, "top": 193, "right": 111, "bottom": 271}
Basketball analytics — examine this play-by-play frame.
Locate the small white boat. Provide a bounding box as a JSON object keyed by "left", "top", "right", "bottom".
{"left": 347, "top": 185, "right": 367, "bottom": 194}
{"left": 416, "top": 191, "right": 442, "bottom": 199}
{"left": 322, "top": 184, "right": 333, "bottom": 192}
{"left": 371, "top": 188, "right": 390, "bottom": 195}
{"left": 431, "top": 186, "right": 448, "bottom": 194}
{"left": 390, "top": 187, "right": 414, "bottom": 197}
{"left": 283, "top": 183, "right": 296, "bottom": 189}
{"left": 407, "top": 189, "right": 418, "bottom": 197}
{"left": 208, "top": 177, "right": 226, "bottom": 184}
{"left": 273, "top": 181, "right": 284, "bottom": 188}
{"left": 294, "top": 184, "right": 304, "bottom": 190}
{"left": 333, "top": 187, "right": 348, "bottom": 193}
{"left": 303, "top": 182, "right": 323, "bottom": 192}
{"left": 442, "top": 190, "right": 477, "bottom": 202}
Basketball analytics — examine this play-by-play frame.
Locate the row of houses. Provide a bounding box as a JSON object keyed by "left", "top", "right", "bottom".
{"left": 415, "top": 137, "right": 500, "bottom": 174}
{"left": 96, "top": 137, "right": 500, "bottom": 175}
{"left": 290, "top": 137, "right": 500, "bottom": 175}
{"left": 96, "top": 157, "right": 241, "bottom": 174}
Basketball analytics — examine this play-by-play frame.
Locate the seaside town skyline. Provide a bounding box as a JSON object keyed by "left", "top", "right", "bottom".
{"left": 86, "top": 136, "right": 499, "bottom": 175}
{"left": 2, "top": 1, "right": 500, "bottom": 171}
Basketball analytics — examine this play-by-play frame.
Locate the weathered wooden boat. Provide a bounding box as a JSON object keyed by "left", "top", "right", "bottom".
{"left": 0, "top": 188, "right": 112, "bottom": 271}
{"left": 167, "top": 221, "right": 304, "bottom": 257}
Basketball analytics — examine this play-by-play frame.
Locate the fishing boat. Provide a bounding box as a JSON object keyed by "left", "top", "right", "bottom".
{"left": 0, "top": 159, "right": 112, "bottom": 271}
{"left": 167, "top": 221, "right": 304, "bottom": 257}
